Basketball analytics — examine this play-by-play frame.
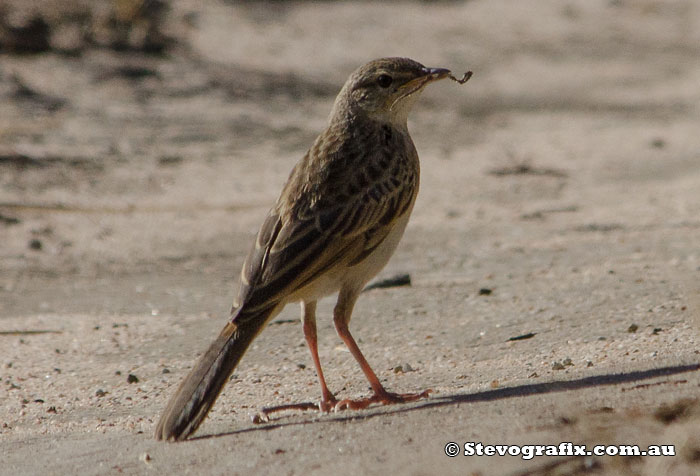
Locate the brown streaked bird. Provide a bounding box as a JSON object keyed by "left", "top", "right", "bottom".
{"left": 155, "top": 57, "right": 459, "bottom": 441}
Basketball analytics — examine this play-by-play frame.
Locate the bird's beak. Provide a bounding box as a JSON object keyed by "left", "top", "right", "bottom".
{"left": 399, "top": 67, "right": 451, "bottom": 94}
{"left": 420, "top": 67, "right": 451, "bottom": 81}
{"left": 390, "top": 67, "right": 451, "bottom": 111}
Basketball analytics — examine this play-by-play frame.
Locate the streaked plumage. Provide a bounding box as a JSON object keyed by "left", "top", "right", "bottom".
{"left": 155, "top": 57, "right": 452, "bottom": 441}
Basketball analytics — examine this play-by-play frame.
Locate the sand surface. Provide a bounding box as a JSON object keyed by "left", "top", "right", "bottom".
{"left": 1, "top": 1, "right": 700, "bottom": 474}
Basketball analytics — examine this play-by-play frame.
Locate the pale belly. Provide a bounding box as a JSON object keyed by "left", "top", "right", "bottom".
{"left": 289, "top": 207, "right": 414, "bottom": 304}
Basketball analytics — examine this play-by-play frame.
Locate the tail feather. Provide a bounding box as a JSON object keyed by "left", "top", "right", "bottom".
{"left": 154, "top": 312, "right": 269, "bottom": 441}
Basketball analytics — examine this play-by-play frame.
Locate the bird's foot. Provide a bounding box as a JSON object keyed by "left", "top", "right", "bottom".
{"left": 318, "top": 395, "right": 339, "bottom": 413}
{"left": 334, "top": 388, "right": 432, "bottom": 411}
{"left": 252, "top": 402, "right": 318, "bottom": 423}
{"left": 252, "top": 396, "right": 338, "bottom": 423}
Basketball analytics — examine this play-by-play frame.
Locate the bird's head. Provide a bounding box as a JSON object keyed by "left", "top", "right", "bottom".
{"left": 334, "top": 57, "right": 451, "bottom": 126}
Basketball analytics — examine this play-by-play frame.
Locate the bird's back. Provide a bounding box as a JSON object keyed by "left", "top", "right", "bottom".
{"left": 232, "top": 114, "right": 420, "bottom": 317}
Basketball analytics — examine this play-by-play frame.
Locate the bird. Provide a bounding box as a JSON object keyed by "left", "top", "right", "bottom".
{"left": 155, "top": 57, "right": 460, "bottom": 441}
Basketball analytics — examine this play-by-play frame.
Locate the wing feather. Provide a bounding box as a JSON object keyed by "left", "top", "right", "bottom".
{"left": 232, "top": 125, "right": 418, "bottom": 320}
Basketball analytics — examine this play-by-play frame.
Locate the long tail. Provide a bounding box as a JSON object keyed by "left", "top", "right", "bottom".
{"left": 154, "top": 310, "right": 271, "bottom": 441}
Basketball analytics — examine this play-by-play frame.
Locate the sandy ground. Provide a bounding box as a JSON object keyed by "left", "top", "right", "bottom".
{"left": 1, "top": 0, "right": 700, "bottom": 474}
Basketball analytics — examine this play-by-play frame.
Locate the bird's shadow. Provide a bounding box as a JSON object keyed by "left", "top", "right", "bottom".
{"left": 190, "top": 363, "right": 699, "bottom": 441}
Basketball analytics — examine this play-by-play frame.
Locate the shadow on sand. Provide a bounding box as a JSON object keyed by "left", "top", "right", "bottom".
{"left": 190, "top": 362, "right": 700, "bottom": 441}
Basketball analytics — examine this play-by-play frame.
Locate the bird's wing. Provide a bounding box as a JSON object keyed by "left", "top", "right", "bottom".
{"left": 232, "top": 145, "right": 417, "bottom": 320}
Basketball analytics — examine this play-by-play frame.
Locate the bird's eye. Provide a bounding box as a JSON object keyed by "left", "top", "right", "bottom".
{"left": 376, "top": 74, "right": 393, "bottom": 88}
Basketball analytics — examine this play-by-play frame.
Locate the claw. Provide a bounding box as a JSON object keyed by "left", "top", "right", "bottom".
{"left": 334, "top": 388, "right": 432, "bottom": 412}
{"left": 252, "top": 396, "right": 338, "bottom": 423}
{"left": 318, "top": 397, "right": 339, "bottom": 413}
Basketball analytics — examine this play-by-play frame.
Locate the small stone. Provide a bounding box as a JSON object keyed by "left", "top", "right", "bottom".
{"left": 28, "top": 239, "right": 42, "bottom": 250}
{"left": 363, "top": 273, "right": 411, "bottom": 291}
{"left": 650, "top": 138, "right": 666, "bottom": 149}
{"left": 552, "top": 361, "right": 565, "bottom": 370}
{"left": 127, "top": 374, "right": 139, "bottom": 384}
{"left": 158, "top": 155, "right": 183, "bottom": 166}
{"left": 140, "top": 453, "right": 151, "bottom": 464}
{"left": 0, "top": 213, "right": 20, "bottom": 225}
{"left": 478, "top": 288, "right": 492, "bottom": 296}
{"left": 586, "top": 360, "right": 594, "bottom": 367}
{"left": 393, "top": 365, "right": 404, "bottom": 374}
{"left": 508, "top": 332, "right": 536, "bottom": 342}
{"left": 490, "top": 380, "right": 499, "bottom": 388}
{"left": 95, "top": 389, "right": 107, "bottom": 397}
{"left": 562, "top": 358, "right": 573, "bottom": 367}
{"left": 559, "top": 416, "right": 575, "bottom": 425}
{"left": 296, "top": 363, "right": 305, "bottom": 370}
{"left": 251, "top": 413, "right": 267, "bottom": 424}
{"left": 161, "top": 368, "right": 170, "bottom": 374}
{"left": 627, "top": 324, "right": 638, "bottom": 333}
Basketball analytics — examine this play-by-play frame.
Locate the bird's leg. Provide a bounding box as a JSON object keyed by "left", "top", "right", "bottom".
{"left": 255, "top": 301, "right": 336, "bottom": 423}
{"left": 332, "top": 288, "right": 431, "bottom": 411}
{"left": 301, "top": 300, "right": 338, "bottom": 411}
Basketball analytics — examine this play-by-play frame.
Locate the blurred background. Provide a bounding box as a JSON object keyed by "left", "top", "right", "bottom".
{"left": 2, "top": 0, "right": 698, "bottom": 315}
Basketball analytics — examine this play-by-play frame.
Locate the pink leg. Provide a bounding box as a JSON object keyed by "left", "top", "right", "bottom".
{"left": 301, "top": 301, "right": 337, "bottom": 411}
{"left": 332, "top": 288, "right": 431, "bottom": 411}
{"left": 255, "top": 301, "right": 336, "bottom": 423}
